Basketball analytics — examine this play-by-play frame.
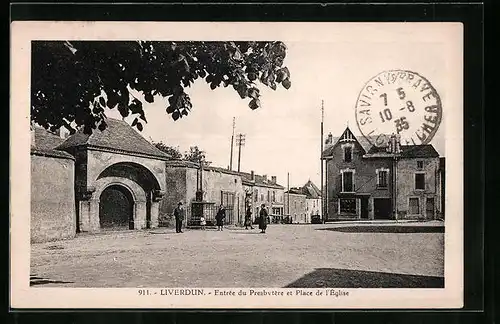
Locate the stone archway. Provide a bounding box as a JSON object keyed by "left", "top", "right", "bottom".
{"left": 77, "top": 162, "right": 165, "bottom": 233}
{"left": 99, "top": 184, "right": 135, "bottom": 230}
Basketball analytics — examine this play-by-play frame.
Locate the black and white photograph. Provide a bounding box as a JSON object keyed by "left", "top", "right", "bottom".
{"left": 10, "top": 21, "right": 463, "bottom": 309}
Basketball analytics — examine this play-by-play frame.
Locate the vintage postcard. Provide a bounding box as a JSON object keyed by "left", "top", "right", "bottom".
{"left": 10, "top": 21, "right": 463, "bottom": 309}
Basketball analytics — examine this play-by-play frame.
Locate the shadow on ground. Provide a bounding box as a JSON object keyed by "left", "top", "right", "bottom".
{"left": 318, "top": 226, "right": 444, "bottom": 233}
{"left": 30, "top": 275, "right": 74, "bottom": 286}
{"left": 284, "top": 268, "right": 444, "bottom": 288}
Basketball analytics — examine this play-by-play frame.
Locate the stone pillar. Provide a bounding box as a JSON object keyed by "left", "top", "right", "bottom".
{"left": 79, "top": 200, "right": 92, "bottom": 232}
{"left": 134, "top": 201, "right": 147, "bottom": 229}
{"left": 88, "top": 198, "right": 101, "bottom": 232}
{"left": 150, "top": 201, "right": 160, "bottom": 228}
{"left": 369, "top": 198, "right": 375, "bottom": 220}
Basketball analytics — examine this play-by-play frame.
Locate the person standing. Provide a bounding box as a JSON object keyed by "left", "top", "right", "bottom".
{"left": 259, "top": 203, "right": 268, "bottom": 234}
{"left": 215, "top": 204, "right": 226, "bottom": 231}
{"left": 244, "top": 206, "right": 254, "bottom": 230}
{"left": 174, "top": 202, "right": 185, "bottom": 233}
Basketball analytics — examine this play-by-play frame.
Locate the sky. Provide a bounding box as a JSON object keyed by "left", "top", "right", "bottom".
{"left": 105, "top": 27, "right": 459, "bottom": 189}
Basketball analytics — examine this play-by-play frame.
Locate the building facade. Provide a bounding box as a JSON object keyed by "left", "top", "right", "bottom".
{"left": 241, "top": 171, "right": 285, "bottom": 223}
{"left": 300, "top": 180, "right": 322, "bottom": 221}
{"left": 321, "top": 127, "right": 442, "bottom": 221}
{"left": 284, "top": 189, "right": 308, "bottom": 223}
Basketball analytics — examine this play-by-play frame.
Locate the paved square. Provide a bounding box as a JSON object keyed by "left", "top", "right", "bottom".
{"left": 30, "top": 222, "right": 444, "bottom": 288}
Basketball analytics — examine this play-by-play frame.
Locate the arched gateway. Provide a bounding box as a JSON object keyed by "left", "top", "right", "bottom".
{"left": 55, "top": 118, "right": 170, "bottom": 233}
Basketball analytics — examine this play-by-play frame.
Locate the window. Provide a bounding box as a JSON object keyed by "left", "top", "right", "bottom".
{"left": 409, "top": 198, "right": 420, "bottom": 214}
{"left": 417, "top": 161, "right": 424, "bottom": 169}
{"left": 254, "top": 189, "right": 258, "bottom": 202}
{"left": 267, "top": 191, "right": 270, "bottom": 202}
{"left": 340, "top": 198, "right": 356, "bottom": 214}
{"left": 261, "top": 193, "right": 264, "bottom": 201}
{"left": 415, "top": 173, "right": 425, "bottom": 190}
{"left": 378, "top": 170, "right": 388, "bottom": 188}
{"left": 342, "top": 171, "right": 354, "bottom": 192}
{"left": 272, "top": 191, "right": 276, "bottom": 202}
{"left": 344, "top": 146, "right": 352, "bottom": 162}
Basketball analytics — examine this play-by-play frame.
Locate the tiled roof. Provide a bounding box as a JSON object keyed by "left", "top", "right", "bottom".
{"left": 31, "top": 127, "right": 74, "bottom": 159}
{"left": 56, "top": 118, "right": 170, "bottom": 160}
{"left": 322, "top": 134, "right": 375, "bottom": 158}
{"left": 321, "top": 127, "right": 439, "bottom": 159}
{"left": 285, "top": 188, "right": 306, "bottom": 196}
{"left": 33, "top": 127, "right": 65, "bottom": 150}
{"left": 300, "top": 180, "right": 322, "bottom": 199}
{"left": 239, "top": 172, "right": 285, "bottom": 189}
{"left": 366, "top": 144, "right": 439, "bottom": 158}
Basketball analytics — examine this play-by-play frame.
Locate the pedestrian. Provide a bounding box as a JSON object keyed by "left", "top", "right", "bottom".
{"left": 244, "top": 206, "right": 254, "bottom": 230}
{"left": 259, "top": 203, "right": 268, "bottom": 234}
{"left": 174, "top": 202, "right": 184, "bottom": 233}
{"left": 200, "top": 215, "right": 206, "bottom": 230}
{"left": 215, "top": 204, "right": 226, "bottom": 231}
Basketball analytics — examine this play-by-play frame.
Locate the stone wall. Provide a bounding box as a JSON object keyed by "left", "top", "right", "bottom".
{"left": 200, "top": 169, "right": 245, "bottom": 224}
{"left": 396, "top": 157, "right": 441, "bottom": 219}
{"left": 31, "top": 153, "right": 76, "bottom": 243}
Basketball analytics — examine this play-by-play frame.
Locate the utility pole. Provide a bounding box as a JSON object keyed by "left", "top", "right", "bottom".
{"left": 236, "top": 133, "right": 246, "bottom": 173}
{"left": 320, "top": 100, "right": 325, "bottom": 223}
{"left": 229, "top": 117, "right": 235, "bottom": 171}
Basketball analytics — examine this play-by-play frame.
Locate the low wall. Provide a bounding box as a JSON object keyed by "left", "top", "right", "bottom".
{"left": 31, "top": 151, "right": 76, "bottom": 243}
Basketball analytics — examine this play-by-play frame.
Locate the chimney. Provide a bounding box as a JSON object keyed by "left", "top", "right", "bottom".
{"left": 59, "top": 127, "right": 69, "bottom": 139}
{"left": 326, "top": 132, "right": 333, "bottom": 144}
{"left": 271, "top": 176, "right": 277, "bottom": 184}
{"left": 263, "top": 174, "right": 267, "bottom": 182}
{"left": 251, "top": 170, "right": 255, "bottom": 181}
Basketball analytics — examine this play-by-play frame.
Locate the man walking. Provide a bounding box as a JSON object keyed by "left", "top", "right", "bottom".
{"left": 174, "top": 202, "right": 185, "bottom": 233}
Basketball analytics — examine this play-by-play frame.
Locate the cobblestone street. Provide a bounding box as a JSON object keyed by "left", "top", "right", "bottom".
{"left": 30, "top": 221, "right": 444, "bottom": 288}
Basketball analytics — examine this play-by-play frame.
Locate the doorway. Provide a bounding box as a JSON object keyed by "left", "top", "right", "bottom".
{"left": 99, "top": 185, "right": 134, "bottom": 230}
{"left": 360, "top": 197, "right": 369, "bottom": 219}
{"left": 426, "top": 197, "right": 435, "bottom": 219}
{"left": 373, "top": 198, "right": 392, "bottom": 220}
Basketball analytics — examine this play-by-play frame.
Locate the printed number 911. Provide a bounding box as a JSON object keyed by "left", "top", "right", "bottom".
{"left": 138, "top": 289, "right": 151, "bottom": 296}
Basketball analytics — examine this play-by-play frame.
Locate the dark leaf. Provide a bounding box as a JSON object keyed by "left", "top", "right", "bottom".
{"left": 172, "top": 111, "right": 180, "bottom": 121}
{"left": 144, "top": 92, "right": 154, "bottom": 103}
{"left": 98, "top": 120, "right": 107, "bottom": 131}
{"left": 166, "top": 105, "right": 175, "bottom": 114}
{"left": 99, "top": 97, "right": 106, "bottom": 106}
{"left": 136, "top": 122, "right": 143, "bottom": 131}
{"left": 282, "top": 78, "right": 292, "bottom": 89}
{"left": 132, "top": 117, "right": 138, "bottom": 127}
{"left": 249, "top": 98, "right": 260, "bottom": 110}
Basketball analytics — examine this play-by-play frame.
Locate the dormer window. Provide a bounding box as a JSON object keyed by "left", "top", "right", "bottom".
{"left": 417, "top": 161, "right": 424, "bottom": 169}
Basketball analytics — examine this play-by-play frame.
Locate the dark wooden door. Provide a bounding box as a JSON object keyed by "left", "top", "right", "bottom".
{"left": 99, "top": 185, "right": 134, "bottom": 230}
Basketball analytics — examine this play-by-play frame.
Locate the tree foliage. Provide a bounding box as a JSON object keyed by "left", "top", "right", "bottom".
{"left": 153, "top": 142, "right": 183, "bottom": 160}
{"left": 184, "top": 146, "right": 206, "bottom": 164}
{"left": 32, "top": 41, "right": 291, "bottom": 135}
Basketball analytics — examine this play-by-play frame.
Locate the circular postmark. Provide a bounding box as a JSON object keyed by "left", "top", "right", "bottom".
{"left": 355, "top": 70, "right": 442, "bottom": 148}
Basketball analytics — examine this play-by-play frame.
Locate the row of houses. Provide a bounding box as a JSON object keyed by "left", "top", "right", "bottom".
{"left": 30, "top": 118, "right": 444, "bottom": 243}
{"left": 30, "top": 118, "right": 319, "bottom": 243}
